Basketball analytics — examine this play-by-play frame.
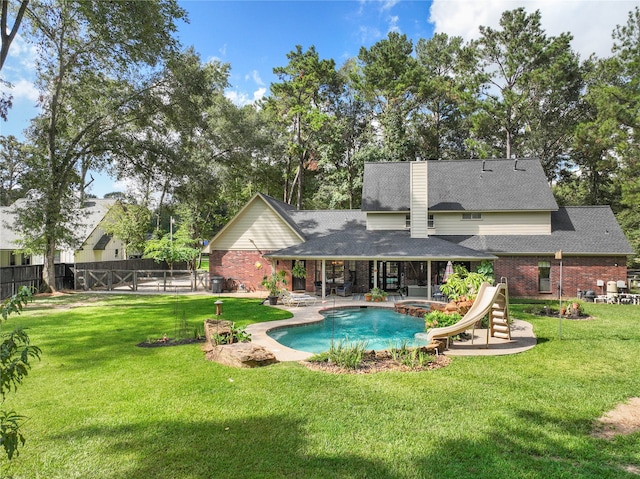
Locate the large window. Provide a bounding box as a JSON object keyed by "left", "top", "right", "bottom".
{"left": 462, "top": 212, "right": 482, "bottom": 220}
{"left": 538, "top": 261, "right": 551, "bottom": 292}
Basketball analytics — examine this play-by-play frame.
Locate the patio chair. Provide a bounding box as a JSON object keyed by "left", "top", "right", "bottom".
{"left": 281, "top": 289, "right": 317, "bottom": 307}
{"left": 314, "top": 281, "right": 330, "bottom": 296}
{"left": 336, "top": 282, "right": 352, "bottom": 297}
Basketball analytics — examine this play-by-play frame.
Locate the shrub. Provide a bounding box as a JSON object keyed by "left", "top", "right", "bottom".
{"left": 424, "top": 310, "right": 462, "bottom": 331}
{"left": 439, "top": 263, "right": 494, "bottom": 301}
{"left": 310, "top": 339, "right": 369, "bottom": 369}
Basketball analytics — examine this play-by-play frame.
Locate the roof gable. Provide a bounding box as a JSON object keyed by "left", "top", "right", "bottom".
{"left": 208, "top": 193, "right": 305, "bottom": 251}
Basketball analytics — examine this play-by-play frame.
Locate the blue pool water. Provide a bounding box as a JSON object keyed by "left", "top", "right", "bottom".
{"left": 267, "top": 307, "right": 430, "bottom": 353}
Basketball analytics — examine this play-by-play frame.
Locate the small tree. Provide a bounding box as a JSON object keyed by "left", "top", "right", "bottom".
{"left": 0, "top": 287, "right": 41, "bottom": 460}
{"left": 143, "top": 223, "right": 200, "bottom": 271}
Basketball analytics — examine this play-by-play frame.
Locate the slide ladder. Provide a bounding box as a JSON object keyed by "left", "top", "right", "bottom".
{"left": 488, "top": 277, "right": 510, "bottom": 343}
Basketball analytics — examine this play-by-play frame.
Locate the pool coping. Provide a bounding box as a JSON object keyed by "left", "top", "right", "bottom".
{"left": 246, "top": 297, "right": 537, "bottom": 362}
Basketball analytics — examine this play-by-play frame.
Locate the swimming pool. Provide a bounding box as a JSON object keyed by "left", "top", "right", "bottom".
{"left": 267, "top": 307, "right": 430, "bottom": 354}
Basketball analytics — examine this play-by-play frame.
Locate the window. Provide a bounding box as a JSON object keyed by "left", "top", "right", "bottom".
{"left": 9, "top": 253, "right": 16, "bottom": 266}
{"left": 428, "top": 214, "right": 434, "bottom": 228}
{"left": 462, "top": 212, "right": 482, "bottom": 220}
{"left": 538, "top": 261, "right": 551, "bottom": 293}
{"left": 405, "top": 214, "right": 411, "bottom": 228}
{"left": 21, "top": 255, "right": 31, "bottom": 266}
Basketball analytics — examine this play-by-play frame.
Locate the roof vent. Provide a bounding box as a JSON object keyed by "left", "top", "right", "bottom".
{"left": 481, "top": 160, "right": 486, "bottom": 172}
{"left": 513, "top": 159, "right": 518, "bottom": 171}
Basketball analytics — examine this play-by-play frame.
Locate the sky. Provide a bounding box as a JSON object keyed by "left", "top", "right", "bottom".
{"left": 1, "top": 0, "right": 638, "bottom": 198}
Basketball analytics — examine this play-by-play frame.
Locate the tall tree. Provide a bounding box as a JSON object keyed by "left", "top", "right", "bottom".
{"left": 607, "top": 7, "right": 640, "bottom": 264}
{"left": 10, "top": 0, "right": 186, "bottom": 292}
{"left": 414, "top": 33, "right": 476, "bottom": 160}
{"left": 312, "top": 58, "right": 369, "bottom": 209}
{"left": 267, "top": 45, "right": 338, "bottom": 209}
{"left": 357, "top": 32, "right": 418, "bottom": 161}
{"left": 0, "top": 135, "right": 27, "bottom": 205}
{"left": 471, "top": 8, "right": 581, "bottom": 176}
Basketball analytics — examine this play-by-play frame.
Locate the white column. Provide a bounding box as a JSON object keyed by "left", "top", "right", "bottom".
{"left": 427, "top": 260, "right": 432, "bottom": 299}
{"left": 321, "top": 260, "right": 326, "bottom": 300}
{"left": 373, "top": 260, "right": 378, "bottom": 289}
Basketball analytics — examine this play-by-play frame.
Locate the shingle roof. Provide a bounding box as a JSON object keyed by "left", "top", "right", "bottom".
{"left": 0, "top": 199, "right": 115, "bottom": 250}
{"left": 288, "top": 210, "right": 366, "bottom": 239}
{"left": 265, "top": 228, "right": 496, "bottom": 261}
{"left": 362, "top": 158, "right": 559, "bottom": 212}
{"left": 439, "top": 206, "right": 634, "bottom": 255}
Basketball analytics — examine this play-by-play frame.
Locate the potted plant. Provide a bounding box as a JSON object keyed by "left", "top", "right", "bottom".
{"left": 291, "top": 260, "right": 306, "bottom": 279}
{"left": 261, "top": 270, "right": 287, "bottom": 305}
{"left": 365, "top": 287, "right": 388, "bottom": 302}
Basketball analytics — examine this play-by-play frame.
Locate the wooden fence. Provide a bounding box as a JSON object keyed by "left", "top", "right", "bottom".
{"left": 0, "top": 264, "right": 70, "bottom": 300}
{"left": 74, "top": 268, "right": 209, "bottom": 292}
{"left": 0, "top": 259, "right": 195, "bottom": 300}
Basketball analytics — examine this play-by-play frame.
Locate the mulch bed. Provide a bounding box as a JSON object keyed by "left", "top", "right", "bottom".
{"left": 301, "top": 353, "right": 451, "bottom": 374}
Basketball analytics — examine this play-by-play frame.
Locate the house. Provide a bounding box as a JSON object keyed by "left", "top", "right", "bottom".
{"left": 207, "top": 158, "right": 633, "bottom": 298}
{"left": 0, "top": 199, "right": 126, "bottom": 267}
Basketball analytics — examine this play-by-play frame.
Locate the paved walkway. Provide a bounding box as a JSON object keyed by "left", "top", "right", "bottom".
{"left": 244, "top": 295, "right": 537, "bottom": 362}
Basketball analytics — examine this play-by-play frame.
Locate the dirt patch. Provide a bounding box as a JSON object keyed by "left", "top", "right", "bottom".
{"left": 301, "top": 353, "right": 451, "bottom": 374}
{"left": 592, "top": 397, "right": 640, "bottom": 439}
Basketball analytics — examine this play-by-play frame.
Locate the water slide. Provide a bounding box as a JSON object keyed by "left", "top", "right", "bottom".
{"left": 426, "top": 281, "right": 509, "bottom": 348}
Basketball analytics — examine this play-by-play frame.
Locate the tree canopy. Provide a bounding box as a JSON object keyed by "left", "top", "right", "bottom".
{"left": 3, "top": 5, "right": 640, "bottom": 267}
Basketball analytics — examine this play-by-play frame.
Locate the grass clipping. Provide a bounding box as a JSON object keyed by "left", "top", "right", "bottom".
{"left": 592, "top": 397, "right": 640, "bottom": 439}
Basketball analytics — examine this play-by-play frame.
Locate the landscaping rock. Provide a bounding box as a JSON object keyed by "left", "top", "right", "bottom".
{"left": 429, "top": 339, "right": 447, "bottom": 353}
{"left": 205, "top": 343, "right": 278, "bottom": 368}
{"left": 204, "top": 319, "right": 233, "bottom": 345}
{"left": 444, "top": 302, "right": 459, "bottom": 313}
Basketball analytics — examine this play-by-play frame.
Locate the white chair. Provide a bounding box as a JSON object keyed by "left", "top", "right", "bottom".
{"left": 281, "top": 290, "right": 317, "bottom": 307}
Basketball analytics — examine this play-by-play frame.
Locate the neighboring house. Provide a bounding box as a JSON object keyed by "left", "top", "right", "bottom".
{"left": 207, "top": 159, "right": 633, "bottom": 298}
{"left": 0, "top": 199, "right": 126, "bottom": 267}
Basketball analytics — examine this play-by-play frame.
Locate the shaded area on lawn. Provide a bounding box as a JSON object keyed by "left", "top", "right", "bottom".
{"left": 47, "top": 408, "right": 639, "bottom": 479}
{"left": 51, "top": 416, "right": 398, "bottom": 479}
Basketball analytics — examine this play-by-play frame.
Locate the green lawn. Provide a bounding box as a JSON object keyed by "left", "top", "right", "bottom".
{"left": 2, "top": 293, "right": 639, "bottom": 478}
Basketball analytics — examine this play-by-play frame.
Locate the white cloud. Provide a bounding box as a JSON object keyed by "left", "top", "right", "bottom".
{"left": 359, "top": 25, "right": 383, "bottom": 44}
{"left": 381, "top": 0, "right": 400, "bottom": 12}
{"left": 9, "top": 78, "right": 39, "bottom": 102}
{"left": 388, "top": 15, "right": 400, "bottom": 33}
{"left": 252, "top": 87, "right": 266, "bottom": 103}
{"left": 225, "top": 87, "right": 267, "bottom": 107}
{"left": 429, "top": 0, "right": 638, "bottom": 59}
{"left": 245, "top": 70, "right": 265, "bottom": 86}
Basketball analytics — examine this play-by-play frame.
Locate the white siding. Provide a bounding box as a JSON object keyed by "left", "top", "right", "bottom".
{"left": 410, "top": 162, "right": 429, "bottom": 238}
{"left": 211, "top": 199, "right": 303, "bottom": 251}
{"left": 430, "top": 211, "right": 552, "bottom": 235}
{"left": 74, "top": 225, "right": 126, "bottom": 263}
{"left": 366, "top": 213, "right": 407, "bottom": 231}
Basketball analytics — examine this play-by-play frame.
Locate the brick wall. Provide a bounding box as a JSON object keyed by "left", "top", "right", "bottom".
{"left": 211, "top": 250, "right": 628, "bottom": 299}
{"left": 495, "top": 255, "right": 628, "bottom": 298}
{"left": 210, "top": 252, "right": 317, "bottom": 293}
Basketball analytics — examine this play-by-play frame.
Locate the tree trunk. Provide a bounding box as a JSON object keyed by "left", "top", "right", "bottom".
{"left": 42, "top": 238, "right": 57, "bottom": 293}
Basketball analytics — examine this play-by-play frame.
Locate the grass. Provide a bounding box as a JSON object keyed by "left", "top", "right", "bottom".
{"left": 1, "top": 293, "right": 639, "bottom": 478}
